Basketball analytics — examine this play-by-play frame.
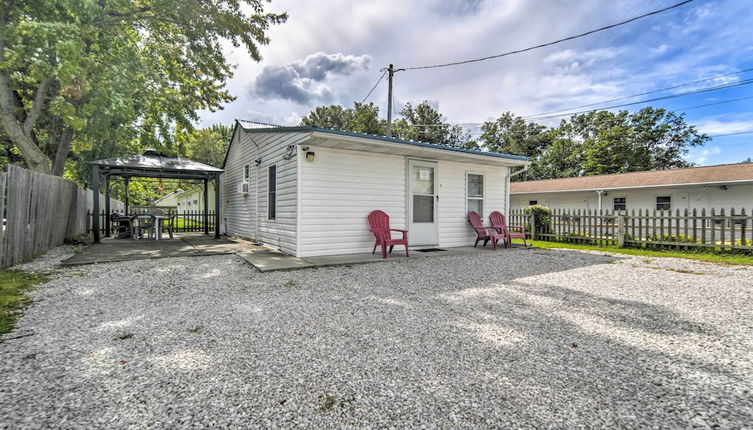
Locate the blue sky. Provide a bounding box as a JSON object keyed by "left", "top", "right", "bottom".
{"left": 200, "top": 0, "right": 753, "bottom": 166}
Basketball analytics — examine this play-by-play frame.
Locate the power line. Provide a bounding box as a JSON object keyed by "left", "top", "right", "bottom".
{"left": 360, "top": 70, "right": 387, "bottom": 103}
{"left": 669, "top": 95, "right": 753, "bottom": 112}
{"left": 524, "top": 78, "right": 753, "bottom": 120}
{"left": 709, "top": 130, "right": 753, "bottom": 138}
{"left": 401, "top": 0, "right": 695, "bottom": 70}
{"left": 524, "top": 67, "right": 753, "bottom": 118}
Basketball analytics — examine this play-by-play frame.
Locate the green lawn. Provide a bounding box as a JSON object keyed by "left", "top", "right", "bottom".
{"left": 174, "top": 218, "right": 208, "bottom": 230}
{"left": 0, "top": 271, "right": 48, "bottom": 337}
{"left": 514, "top": 239, "right": 753, "bottom": 266}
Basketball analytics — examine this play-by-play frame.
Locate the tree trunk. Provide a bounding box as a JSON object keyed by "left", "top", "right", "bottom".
{"left": 0, "top": 16, "right": 53, "bottom": 174}
{"left": 52, "top": 127, "right": 73, "bottom": 176}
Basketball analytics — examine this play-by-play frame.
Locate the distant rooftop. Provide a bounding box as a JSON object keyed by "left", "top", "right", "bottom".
{"left": 511, "top": 163, "right": 753, "bottom": 193}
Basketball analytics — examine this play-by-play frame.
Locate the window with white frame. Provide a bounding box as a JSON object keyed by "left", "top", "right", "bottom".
{"left": 529, "top": 200, "right": 538, "bottom": 206}
{"left": 656, "top": 196, "right": 671, "bottom": 211}
{"left": 613, "top": 197, "right": 626, "bottom": 211}
{"left": 243, "top": 164, "right": 251, "bottom": 182}
{"left": 466, "top": 173, "right": 484, "bottom": 216}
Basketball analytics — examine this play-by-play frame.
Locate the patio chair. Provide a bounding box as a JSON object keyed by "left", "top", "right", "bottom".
{"left": 157, "top": 213, "right": 177, "bottom": 239}
{"left": 136, "top": 215, "right": 155, "bottom": 240}
{"left": 367, "top": 210, "right": 409, "bottom": 259}
{"left": 489, "top": 211, "right": 527, "bottom": 248}
{"left": 469, "top": 211, "right": 504, "bottom": 249}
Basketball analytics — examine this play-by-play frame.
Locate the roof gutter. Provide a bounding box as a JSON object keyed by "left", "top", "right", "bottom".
{"left": 308, "top": 131, "right": 529, "bottom": 166}
{"left": 509, "top": 165, "right": 529, "bottom": 178}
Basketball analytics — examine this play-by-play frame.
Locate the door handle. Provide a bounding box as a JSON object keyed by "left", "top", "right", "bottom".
{"left": 436, "top": 195, "right": 439, "bottom": 200}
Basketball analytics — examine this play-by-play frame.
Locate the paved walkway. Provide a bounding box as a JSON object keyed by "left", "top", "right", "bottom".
{"left": 63, "top": 233, "right": 531, "bottom": 271}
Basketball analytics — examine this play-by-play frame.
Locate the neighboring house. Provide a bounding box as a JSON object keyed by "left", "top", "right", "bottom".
{"left": 510, "top": 163, "right": 753, "bottom": 214}
{"left": 151, "top": 188, "right": 183, "bottom": 208}
{"left": 176, "top": 185, "right": 216, "bottom": 212}
{"left": 221, "top": 120, "right": 529, "bottom": 257}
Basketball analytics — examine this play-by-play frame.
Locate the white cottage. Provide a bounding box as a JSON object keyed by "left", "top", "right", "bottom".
{"left": 221, "top": 121, "right": 530, "bottom": 257}
{"left": 510, "top": 163, "right": 753, "bottom": 214}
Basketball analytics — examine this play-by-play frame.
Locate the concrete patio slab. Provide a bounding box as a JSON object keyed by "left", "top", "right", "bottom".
{"left": 61, "top": 233, "right": 248, "bottom": 266}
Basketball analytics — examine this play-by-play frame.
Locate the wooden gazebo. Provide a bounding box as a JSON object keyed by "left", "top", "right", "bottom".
{"left": 88, "top": 150, "right": 223, "bottom": 243}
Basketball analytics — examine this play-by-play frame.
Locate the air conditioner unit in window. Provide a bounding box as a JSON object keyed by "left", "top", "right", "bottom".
{"left": 238, "top": 182, "right": 250, "bottom": 195}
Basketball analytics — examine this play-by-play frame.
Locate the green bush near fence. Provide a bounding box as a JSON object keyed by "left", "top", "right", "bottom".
{"left": 524, "top": 205, "right": 553, "bottom": 235}
{"left": 0, "top": 271, "right": 48, "bottom": 337}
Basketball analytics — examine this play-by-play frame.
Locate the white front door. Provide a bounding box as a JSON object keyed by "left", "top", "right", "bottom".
{"left": 408, "top": 160, "right": 438, "bottom": 246}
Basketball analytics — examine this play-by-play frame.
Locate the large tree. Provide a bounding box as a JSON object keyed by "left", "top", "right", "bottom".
{"left": 479, "top": 112, "right": 551, "bottom": 157}
{"left": 0, "top": 0, "right": 286, "bottom": 176}
{"left": 300, "top": 102, "right": 386, "bottom": 135}
{"left": 479, "top": 107, "right": 708, "bottom": 180}
{"left": 392, "top": 101, "right": 476, "bottom": 149}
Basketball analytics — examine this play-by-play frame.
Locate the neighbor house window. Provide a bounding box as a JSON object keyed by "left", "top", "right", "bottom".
{"left": 268, "top": 165, "right": 277, "bottom": 219}
{"left": 244, "top": 164, "right": 250, "bottom": 182}
{"left": 529, "top": 200, "right": 538, "bottom": 206}
{"left": 466, "top": 173, "right": 484, "bottom": 216}
{"left": 656, "top": 196, "right": 671, "bottom": 211}
{"left": 613, "top": 197, "right": 626, "bottom": 211}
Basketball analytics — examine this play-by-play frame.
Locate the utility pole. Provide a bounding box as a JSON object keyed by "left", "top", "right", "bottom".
{"left": 386, "top": 64, "right": 394, "bottom": 137}
{"left": 385, "top": 64, "right": 404, "bottom": 137}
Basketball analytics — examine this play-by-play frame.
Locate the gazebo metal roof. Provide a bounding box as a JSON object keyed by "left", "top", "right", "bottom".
{"left": 88, "top": 150, "right": 222, "bottom": 242}
{"left": 89, "top": 150, "right": 223, "bottom": 179}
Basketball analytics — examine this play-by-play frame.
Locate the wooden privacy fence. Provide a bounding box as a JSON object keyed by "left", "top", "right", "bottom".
{"left": 0, "top": 165, "right": 123, "bottom": 269}
{"left": 509, "top": 207, "right": 753, "bottom": 252}
{"left": 89, "top": 210, "right": 216, "bottom": 235}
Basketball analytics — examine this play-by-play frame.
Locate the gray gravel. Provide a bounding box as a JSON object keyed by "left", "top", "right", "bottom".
{"left": 1, "top": 247, "right": 752, "bottom": 428}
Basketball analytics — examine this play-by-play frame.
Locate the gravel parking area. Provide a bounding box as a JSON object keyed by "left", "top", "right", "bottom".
{"left": 1, "top": 248, "right": 752, "bottom": 428}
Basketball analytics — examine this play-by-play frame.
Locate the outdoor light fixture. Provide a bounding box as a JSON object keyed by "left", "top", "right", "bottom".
{"left": 305, "top": 151, "right": 315, "bottom": 162}
{"left": 720, "top": 185, "right": 728, "bottom": 191}
{"left": 254, "top": 158, "right": 261, "bottom": 166}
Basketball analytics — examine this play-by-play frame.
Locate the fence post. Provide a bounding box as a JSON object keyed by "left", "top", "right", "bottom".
{"left": 617, "top": 214, "right": 626, "bottom": 247}
{"left": 529, "top": 214, "right": 537, "bottom": 240}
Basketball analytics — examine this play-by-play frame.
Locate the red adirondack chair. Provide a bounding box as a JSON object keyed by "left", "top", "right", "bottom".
{"left": 368, "top": 210, "right": 409, "bottom": 259}
{"left": 489, "top": 211, "right": 527, "bottom": 248}
{"left": 468, "top": 211, "right": 504, "bottom": 249}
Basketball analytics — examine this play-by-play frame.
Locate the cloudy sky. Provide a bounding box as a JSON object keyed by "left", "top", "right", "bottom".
{"left": 199, "top": 0, "right": 753, "bottom": 166}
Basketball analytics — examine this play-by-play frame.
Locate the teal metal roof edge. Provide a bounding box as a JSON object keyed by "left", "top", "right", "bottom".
{"left": 235, "top": 121, "right": 530, "bottom": 162}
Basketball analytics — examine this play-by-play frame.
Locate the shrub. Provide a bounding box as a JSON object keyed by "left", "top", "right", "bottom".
{"left": 524, "top": 205, "right": 553, "bottom": 235}
{"left": 65, "top": 233, "right": 93, "bottom": 246}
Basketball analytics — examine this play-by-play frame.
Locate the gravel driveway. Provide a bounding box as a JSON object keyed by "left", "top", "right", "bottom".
{"left": 1, "top": 247, "right": 752, "bottom": 428}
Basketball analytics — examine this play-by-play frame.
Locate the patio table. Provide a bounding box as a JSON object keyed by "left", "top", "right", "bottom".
{"left": 153, "top": 216, "right": 170, "bottom": 240}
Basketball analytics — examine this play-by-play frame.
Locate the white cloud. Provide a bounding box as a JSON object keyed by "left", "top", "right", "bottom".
{"left": 197, "top": 0, "right": 753, "bottom": 133}
{"left": 696, "top": 119, "right": 753, "bottom": 135}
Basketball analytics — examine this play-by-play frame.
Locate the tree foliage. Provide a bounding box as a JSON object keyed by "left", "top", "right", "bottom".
{"left": 480, "top": 107, "right": 708, "bottom": 180}
{"left": 300, "top": 102, "right": 386, "bottom": 135}
{"left": 301, "top": 100, "right": 476, "bottom": 149}
{"left": 392, "top": 101, "right": 476, "bottom": 149}
{"left": 0, "top": 0, "right": 286, "bottom": 176}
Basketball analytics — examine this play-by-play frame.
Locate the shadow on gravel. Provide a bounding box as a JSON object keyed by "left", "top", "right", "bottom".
{"left": 3, "top": 249, "right": 750, "bottom": 428}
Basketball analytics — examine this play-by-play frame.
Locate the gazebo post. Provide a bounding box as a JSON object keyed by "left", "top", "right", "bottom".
{"left": 203, "top": 178, "right": 209, "bottom": 235}
{"left": 214, "top": 173, "right": 220, "bottom": 239}
{"left": 124, "top": 177, "right": 130, "bottom": 214}
{"left": 92, "top": 165, "right": 101, "bottom": 243}
{"left": 104, "top": 175, "right": 111, "bottom": 237}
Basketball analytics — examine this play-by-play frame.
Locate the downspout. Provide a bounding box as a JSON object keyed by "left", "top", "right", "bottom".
{"left": 249, "top": 135, "right": 261, "bottom": 244}
{"left": 506, "top": 165, "right": 529, "bottom": 219}
{"left": 596, "top": 190, "right": 604, "bottom": 212}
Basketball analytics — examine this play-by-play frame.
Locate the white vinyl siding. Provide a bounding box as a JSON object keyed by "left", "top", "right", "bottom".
{"left": 222, "top": 129, "right": 306, "bottom": 255}
{"left": 299, "top": 146, "right": 406, "bottom": 257}
{"left": 298, "top": 146, "right": 511, "bottom": 257}
{"left": 437, "top": 161, "right": 508, "bottom": 248}
{"left": 511, "top": 183, "right": 753, "bottom": 214}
